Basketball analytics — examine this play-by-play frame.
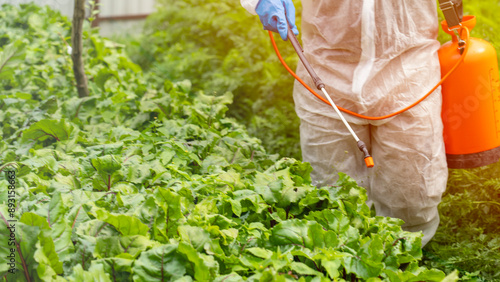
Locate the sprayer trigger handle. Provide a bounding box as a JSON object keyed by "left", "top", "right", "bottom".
{"left": 286, "top": 25, "right": 325, "bottom": 90}
{"left": 287, "top": 27, "right": 302, "bottom": 52}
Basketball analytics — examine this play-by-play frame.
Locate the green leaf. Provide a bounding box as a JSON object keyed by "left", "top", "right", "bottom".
{"left": 49, "top": 220, "right": 75, "bottom": 263}
{"left": 321, "top": 259, "right": 342, "bottom": 279}
{"left": 214, "top": 273, "right": 244, "bottom": 282}
{"left": 343, "top": 255, "right": 384, "bottom": 280}
{"left": 253, "top": 168, "right": 310, "bottom": 208}
{"left": 47, "top": 192, "right": 66, "bottom": 226}
{"left": 153, "top": 188, "right": 184, "bottom": 239}
{"left": 306, "top": 209, "right": 350, "bottom": 234}
{"left": 95, "top": 209, "right": 149, "bottom": 236}
{"left": 34, "top": 230, "right": 64, "bottom": 281}
{"left": 154, "top": 188, "right": 183, "bottom": 220}
{"left": 20, "top": 154, "right": 58, "bottom": 175}
{"left": 0, "top": 40, "right": 26, "bottom": 80}
{"left": 253, "top": 172, "right": 286, "bottom": 205}
{"left": 21, "top": 119, "right": 75, "bottom": 143}
{"left": 176, "top": 79, "right": 192, "bottom": 92}
{"left": 441, "top": 270, "right": 459, "bottom": 282}
{"left": 270, "top": 219, "right": 338, "bottom": 250}
{"left": 14, "top": 222, "right": 41, "bottom": 279}
{"left": 40, "top": 96, "right": 58, "bottom": 114}
{"left": 233, "top": 189, "right": 267, "bottom": 214}
{"left": 218, "top": 170, "right": 245, "bottom": 190}
{"left": 178, "top": 225, "right": 211, "bottom": 252}
{"left": 201, "top": 155, "right": 230, "bottom": 173}
{"left": 94, "top": 235, "right": 153, "bottom": 259}
{"left": 95, "top": 68, "right": 119, "bottom": 90}
{"left": 246, "top": 247, "right": 273, "bottom": 259}
{"left": 290, "top": 261, "right": 320, "bottom": 276}
{"left": 309, "top": 223, "right": 339, "bottom": 249}
{"left": 270, "top": 219, "right": 313, "bottom": 248}
{"left": 177, "top": 241, "right": 218, "bottom": 281}
{"left": 359, "top": 235, "right": 384, "bottom": 263}
{"left": 89, "top": 258, "right": 134, "bottom": 281}
{"left": 20, "top": 212, "right": 50, "bottom": 229}
{"left": 132, "top": 244, "right": 189, "bottom": 281}
{"left": 91, "top": 155, "right": 122, "bottom": 175}
{"left": 67, "top": 264, "right": 112, "bottom": 282}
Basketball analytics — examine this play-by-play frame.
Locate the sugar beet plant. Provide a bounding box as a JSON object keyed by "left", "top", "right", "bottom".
{"left": 0, "top": 4, "right": 459, "bottom": 281}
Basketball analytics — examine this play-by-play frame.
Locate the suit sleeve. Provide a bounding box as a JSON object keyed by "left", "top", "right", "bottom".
{"left": 240, "top": 0, "right": 259, "bottom": 15}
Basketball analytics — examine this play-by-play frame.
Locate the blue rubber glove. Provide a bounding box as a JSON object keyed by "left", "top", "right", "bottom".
{"left": 255, "top": 0, "right": 298, "bottom": 41}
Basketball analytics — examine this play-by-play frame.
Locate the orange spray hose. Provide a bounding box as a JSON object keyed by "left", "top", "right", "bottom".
{"left": 269, "top": 26, "right": 470, "bottom": 120}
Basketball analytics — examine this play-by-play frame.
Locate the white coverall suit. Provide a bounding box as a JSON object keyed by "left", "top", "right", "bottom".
{"left": 241, "top": 0, "right": 448, "bottom": 246}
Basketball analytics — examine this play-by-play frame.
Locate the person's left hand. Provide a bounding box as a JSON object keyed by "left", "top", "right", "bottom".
{"left": 255, "top": 0, "right": 298, "bottom": 40}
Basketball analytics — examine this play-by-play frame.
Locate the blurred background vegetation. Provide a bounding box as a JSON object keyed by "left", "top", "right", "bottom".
{"left": 121, "top": 0, "right": 303, "bottom": 160}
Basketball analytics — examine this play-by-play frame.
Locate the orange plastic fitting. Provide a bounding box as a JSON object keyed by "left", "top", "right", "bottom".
{"left": 364, "top": 157, "right": 375, "bottom": 168}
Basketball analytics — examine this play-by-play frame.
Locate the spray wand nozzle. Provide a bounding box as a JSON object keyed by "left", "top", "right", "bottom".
{"left": 285, "top": 24, "right": 374, "bottom": 168}
{"left": 357, "top": 140, "right": 374, "bottom": 168}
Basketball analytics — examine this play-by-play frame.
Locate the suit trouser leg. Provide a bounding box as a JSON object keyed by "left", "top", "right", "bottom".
{"left": 298, "top": 92, "right": 447, "bottom": 246}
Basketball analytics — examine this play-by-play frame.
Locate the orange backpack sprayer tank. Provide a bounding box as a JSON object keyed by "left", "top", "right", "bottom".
{"left": 439, "top": 15, "right": 500, "bottom": 168}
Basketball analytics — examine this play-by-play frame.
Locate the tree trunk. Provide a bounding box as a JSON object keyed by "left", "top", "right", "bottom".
{"left": 71, "top": 0, "right": 89, "bottom": 98}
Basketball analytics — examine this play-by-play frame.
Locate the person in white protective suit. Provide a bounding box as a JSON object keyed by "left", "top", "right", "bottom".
{"left": 240, "top": 0, "right": 463, "bottom": 246}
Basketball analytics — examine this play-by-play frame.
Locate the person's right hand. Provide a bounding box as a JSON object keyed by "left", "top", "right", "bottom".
{"left": 255, "top": 0, "right": 298, "bottom": 41}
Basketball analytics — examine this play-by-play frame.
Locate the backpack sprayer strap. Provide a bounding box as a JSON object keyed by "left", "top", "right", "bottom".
{"left": 438, "top": 0, "right": 463, "bottom": 28}
{"left": 438, "top": 0, "right": 465, "bottom": 53}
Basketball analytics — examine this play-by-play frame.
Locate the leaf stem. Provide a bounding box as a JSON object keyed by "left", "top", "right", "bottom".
{"left": 82, "top": 252, "right": 85, "bottom": 270}
{"left": 0, "top": 49, "right": 17, "bottom": 73}
{"left": 230, "top": 148, "right": 241, "bottom": 164}
{"left": 472, "top": 201, "right": 500, "bottom": 207}
{"left": 111, "top": 262, "right": 117, "bottom": 282}
{"left": 161, "top": 251, "right": 165, "bottom": 281}
{"left": 74, "top": 98, "right": 86, "bottom": 118}
{"left": 107, "top": 174, "right": 111, "bottom": 191}
{"left": 0, "top": 162, "right": 18, "bottom": 173}
{"left": 94, "top": 222, "right": 109, "bottom": 237}
{"left": 240, "top": 237, "right": 254, "bottom": 253}
{"left": 384, "top": 237, "right": 406, "bottom": 259}
{"left": 72, "top": 206, "right": 82, "bottom": 230}
{"left": 47, "top": 208, "right": 52, "bottom": 228}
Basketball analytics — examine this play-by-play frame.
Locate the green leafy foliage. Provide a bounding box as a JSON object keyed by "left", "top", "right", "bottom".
{"left": 0, "top": 3, "right": 456, "bottom": 281}
{"left": 120, "top": 0, "right": 302, "bottom": 159}
{"left": 422, "top": 162, "right": 500, "bottom": 281}
{"left": 121, "top": 0, "right": 500, "bottom": 280}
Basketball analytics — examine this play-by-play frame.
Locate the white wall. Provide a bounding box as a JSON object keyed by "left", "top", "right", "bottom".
{"left": 0, "top": 0, "right": 75, "bottom": 17}
{"left": 97, "top": 0, "right": 156, "bottom": 36}
{"left": 0, "top": 0, "right": 157, "bottom": 36}
{"left": 99, "top": 0, "right": 155, "bottom": 17}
